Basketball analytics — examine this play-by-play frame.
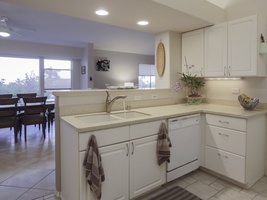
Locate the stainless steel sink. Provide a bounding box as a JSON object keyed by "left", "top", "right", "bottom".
{"left": 74, "top": 111, "right": 150, "bottom": 124}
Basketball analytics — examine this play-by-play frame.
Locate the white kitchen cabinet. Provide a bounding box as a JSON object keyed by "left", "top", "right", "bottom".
{"left": 60, "top": 119, "right": 166, "bottom": 200}
{"left": 96, "top": 143, "right": 129, "bottom": 200}
{"left": 204, "top": 23, "right": 228, "bottom": 77}
{"left": 204, "top": 113, "right": 266, "bottom": 188}
{"left": 204, "top": 15, "right": 266, "bottom": 77}
{"left": 182, "top": 29, "right": 204, "bottom": 77}
{"left": 130, "top": 135, "right": 166, "bottom": 199}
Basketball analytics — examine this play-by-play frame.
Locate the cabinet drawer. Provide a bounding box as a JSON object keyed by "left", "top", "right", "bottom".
{"left": 79, "top": 126, "right": 129, "bottom": 151}
{"left": 205, "top": 146, "right": 245, "bottom": 183}
{"left": 130, "top": 120, "right": 166, "bottom": 140}
{"left": 206, "top": 125, "right": 246, "bottom": 156}
{"left": 206, "top": 114, "right": 246, "bottom": 131}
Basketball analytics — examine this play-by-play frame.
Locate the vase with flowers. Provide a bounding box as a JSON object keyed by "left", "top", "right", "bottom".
{"left": 172, "top": 59, "right": 205, "bottom": 104}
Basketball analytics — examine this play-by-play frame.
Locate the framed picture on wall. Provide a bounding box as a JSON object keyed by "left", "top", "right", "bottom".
{"left": 96, "top": 59, "right": 110, "bottom": 71}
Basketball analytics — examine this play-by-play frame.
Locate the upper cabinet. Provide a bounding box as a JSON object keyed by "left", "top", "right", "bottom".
{"left": 227, "top": 15, "right": 265, "bottom": 77}
{"left": 182, "top": 29, "right": 204, "bottom": 77}
{"left": 184, "top": 15, "right": 267, "bottom": 78}
{"left": 204, "top": 23, "right": 228, "bottom": 77}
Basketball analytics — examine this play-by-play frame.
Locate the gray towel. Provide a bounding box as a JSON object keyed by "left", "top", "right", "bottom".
{"left": 83, "top": 134, "right": 105, "bottom": 200}
{"left": 157, "top": 122, "right": 172, "bottom": 165}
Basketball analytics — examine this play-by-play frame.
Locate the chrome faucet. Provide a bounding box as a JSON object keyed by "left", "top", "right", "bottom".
{"left": 106, "top": 91, "right": 127, "bottom": 113}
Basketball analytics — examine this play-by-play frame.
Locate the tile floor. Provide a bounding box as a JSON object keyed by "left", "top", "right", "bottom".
{"left": 1, "top": 125, "right": 267, "bottom": 200}
{"left": 0, "top": 126, "right": 58, "bottom": 200}
{"left": 135, "top": 170, "right": 267, "bottom": 200}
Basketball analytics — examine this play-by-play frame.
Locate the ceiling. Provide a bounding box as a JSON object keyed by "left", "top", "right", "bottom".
{"left": 0, "top": 0, "right": 243, "bottom": 55}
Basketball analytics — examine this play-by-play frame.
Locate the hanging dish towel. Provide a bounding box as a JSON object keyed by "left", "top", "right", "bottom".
{"left": 157, "top": 122, "right": 172, "bottom": 165}
{"left": 83, "top": 134, "right": 105, "bottom": 200}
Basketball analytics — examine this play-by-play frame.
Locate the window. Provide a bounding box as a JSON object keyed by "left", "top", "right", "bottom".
{"left": 0, "top": 57, "right": 72, "bottom": 100}
{"left": 138, "top": 64, "right": 155, "bottom": 89}
{"left": 0, "top": 57, "right": 39, "bottom": 95}
{"left": 44, "top": 59, "right": 72, "bottom": 100}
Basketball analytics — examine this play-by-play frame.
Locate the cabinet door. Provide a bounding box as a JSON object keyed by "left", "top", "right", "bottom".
{"left": 204, "top": 23, "right": 228, "bottom": 77}
{"left": 84, "top": 143, "right": 129, "bottom": 200}
{"left": 228, "top": 15, "right": 257, "bottom": 76}
{"left": 182, "top": 29, "right": 204, "bottom": 77}
{"left": 129, "top": 135, "right": 166, "bottom": 199}
{"left": 100, "top": 143, "right": 129, "bottom": 200}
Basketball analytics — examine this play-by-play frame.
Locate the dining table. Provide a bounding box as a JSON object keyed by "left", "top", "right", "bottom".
{"left": 0, "top": 100, "right": 55, "bottom": 113}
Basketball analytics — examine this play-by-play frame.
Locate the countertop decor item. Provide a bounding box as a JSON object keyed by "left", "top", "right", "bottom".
{"left": 156, "top": 42, "right": 165, "bottom": 77}
{"left": 238, "top": 93, "right": 259, "bottom": 110}
{"left": 172, "top": 57, "right": 205, "bottom": 105}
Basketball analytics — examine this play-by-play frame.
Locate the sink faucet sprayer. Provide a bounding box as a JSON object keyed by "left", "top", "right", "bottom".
{"left": 106, "top": 91, "right": 127, "bottom": 113}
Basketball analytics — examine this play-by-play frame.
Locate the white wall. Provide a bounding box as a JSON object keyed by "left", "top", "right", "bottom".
{"left": 0, "top": 40, "right": 83, "bottom": 59}
{"left": 80, "top": 43, "right": 94, "bottom": 89}
{"left": 94, "top": 50, "right": 154, "bottom": 89}
{"left": 155, "top": 31, "right": 181, "bottom": 89}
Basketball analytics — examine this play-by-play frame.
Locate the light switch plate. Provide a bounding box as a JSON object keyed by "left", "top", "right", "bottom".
{"left": 232, "top": 88, "right": 240, "bottom": 94}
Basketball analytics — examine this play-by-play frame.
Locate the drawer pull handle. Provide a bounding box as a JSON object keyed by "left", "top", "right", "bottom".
{"left": 126, "top": 144, "right": 129, "bottom": 156}
{"left": 218, "top": 132, "right": 229, "bottom": 137}
{"left": 219, "top": 120, "right": 229, "bottom": 124}
{"left": 218, "top": 153, "right": 228, "bottom": 159}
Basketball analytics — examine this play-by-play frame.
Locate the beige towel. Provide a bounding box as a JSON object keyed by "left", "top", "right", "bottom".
{"left": 83, "top": 134, "right": 105, "bottom": 200}
{"left": 157, "top": 122, "right": 172, "bottom": 165}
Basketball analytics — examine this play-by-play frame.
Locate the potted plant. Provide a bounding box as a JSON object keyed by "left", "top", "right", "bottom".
{"left": 179, "top": 72, "right": 205, "bottom": 104}
{"left": 172, "top": 62, "right": 205, "bottom": 104}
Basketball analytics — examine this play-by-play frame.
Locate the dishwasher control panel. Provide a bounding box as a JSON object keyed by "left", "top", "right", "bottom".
{"left": 168, "top": 114, "right": 200, "bottom": 131}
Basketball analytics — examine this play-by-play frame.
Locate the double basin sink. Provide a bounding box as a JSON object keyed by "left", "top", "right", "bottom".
{"left": 75, "top": 111, "right": 150, "bottom": 124}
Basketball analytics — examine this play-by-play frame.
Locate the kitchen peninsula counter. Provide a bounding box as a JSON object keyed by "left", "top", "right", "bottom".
{"left": 61, "top": 103, "right": 267, "bottom": 132}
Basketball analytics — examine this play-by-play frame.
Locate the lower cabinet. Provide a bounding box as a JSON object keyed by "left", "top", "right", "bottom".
{"left": 81, "top": 135, "right": 166, "bottom": 200}
{"left": 204, "top": 114, "right": 266, "bottom": 188}
{"left": 60, "top": 119, "right": 166, "bottom": 200}
{"left": 92, "top": 142, "right": 129, "bottom": 200}
{"left": 130, "top": 135, "right": 166, "bottom": 199}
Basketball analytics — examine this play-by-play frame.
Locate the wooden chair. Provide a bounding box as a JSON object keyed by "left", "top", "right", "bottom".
{"left": 18, "top": 96, "right": 47, "bottom": 142}
{"left": 17, "top": 92, "right": 38, "bottom": 117}
{"left": 0, "top": 94, "right": 13, "bottom": 98}
{"left": 17, "top": 93, "right": 37, "bottom": 98}
{"left": 46, "top": 109, "right": 55, "bottom": 133}
{"left": 0, "top": 98, "right": 20, "bottom": 142}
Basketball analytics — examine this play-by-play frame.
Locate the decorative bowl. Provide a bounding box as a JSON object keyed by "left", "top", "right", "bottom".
{"left": 238, "top": 94, "right": 259, "bottom": 110}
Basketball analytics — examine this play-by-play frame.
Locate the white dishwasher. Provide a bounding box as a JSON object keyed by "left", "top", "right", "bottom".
{"left": 167, "top": 114, "right": 201, "bottom": 182}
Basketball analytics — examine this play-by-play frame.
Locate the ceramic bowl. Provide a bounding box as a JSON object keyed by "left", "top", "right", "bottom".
{"left": 238, "top": 94, "right": 259, "bottom": 110}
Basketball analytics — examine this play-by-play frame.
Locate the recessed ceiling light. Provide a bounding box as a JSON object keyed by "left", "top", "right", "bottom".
{"left": 137, "top": 21, "right": 149, "bottom": 26}
{"left": 95, "top": 9, "right": 109, "bottom": 16}
{"left": 0, "top": 26, "right": 11, "bottom": 37}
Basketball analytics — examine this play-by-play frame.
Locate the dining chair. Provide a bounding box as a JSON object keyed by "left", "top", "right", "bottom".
{"left": 0, "top": 98, "right": 20, "bottom": 142}
{"left": 18, "top": 96, "right": 47, "bottom": 142}
{"left": 17, "top": 93, "right": 37, "bottom": 98}
{"left": 46, "top": 109, "right": 55, "bottom": 133}
{"left": 0, "top": 94, "right": 13, "bottom": 98}
{"left": 17, "top": 92, "right": 38, "bottom": 118}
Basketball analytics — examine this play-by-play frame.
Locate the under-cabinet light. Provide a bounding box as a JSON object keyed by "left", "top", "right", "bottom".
{"left": 204, "top": 77, "right": 242, "bottom": 81}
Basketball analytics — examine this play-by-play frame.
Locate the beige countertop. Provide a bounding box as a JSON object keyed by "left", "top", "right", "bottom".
{"left": 61, "top": 103, "right": 267, "bottom": 133}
